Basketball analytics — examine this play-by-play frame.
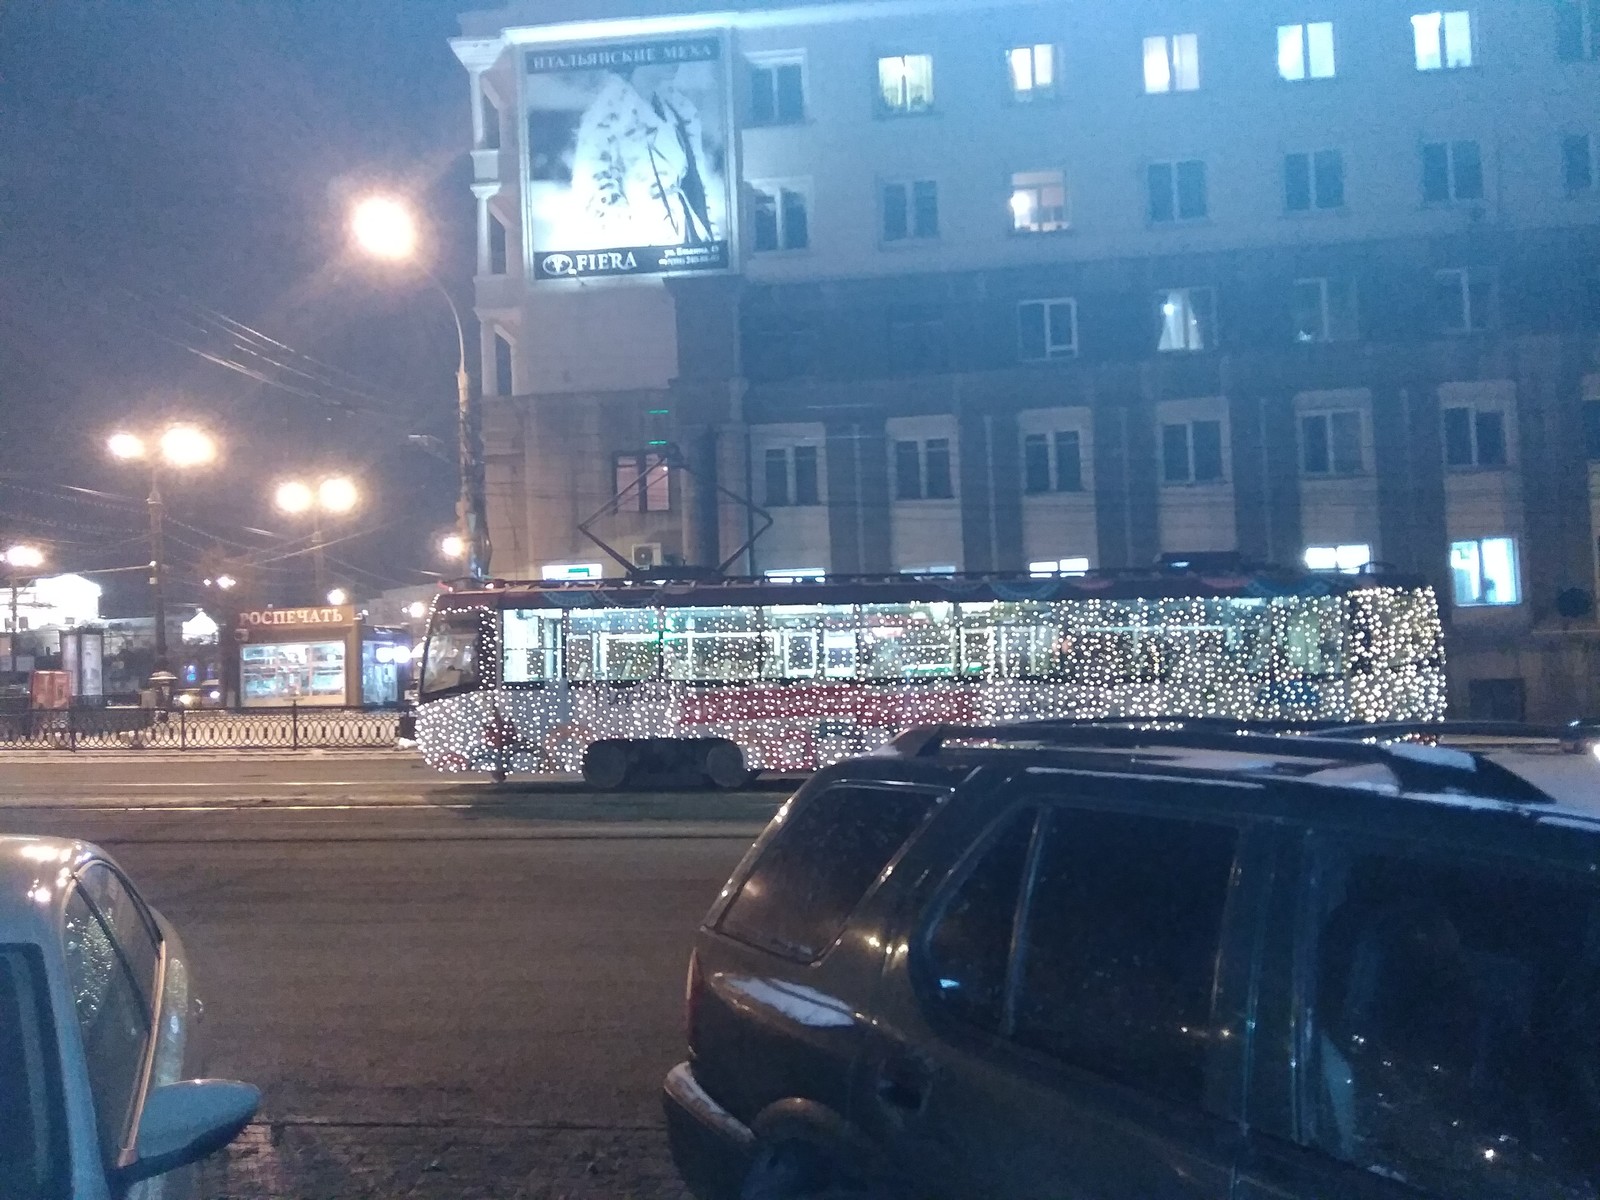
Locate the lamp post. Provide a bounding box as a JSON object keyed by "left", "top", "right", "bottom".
{"left": 108, "top": 425, "right": 217, "bottom": 696}
{"left": 351, "top": 196, "right": 490, "bottom": 580}
{"left": 2, "top": 544, "right": 45, "bottom": 676}
{"left": 274, "top": 475, "right": 359, "bottom": 598}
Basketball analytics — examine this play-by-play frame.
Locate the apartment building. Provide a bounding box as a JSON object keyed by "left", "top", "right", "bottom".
{"left": 452, "top": 0, "right": 1600, "bottom": 718}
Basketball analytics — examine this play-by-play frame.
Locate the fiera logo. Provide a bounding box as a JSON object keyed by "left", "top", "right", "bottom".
{"left": 542, "top": 253, "right": 575, "bottom": 276}
{"left": 542, "top": 251, "right": 639, "bottom": 277}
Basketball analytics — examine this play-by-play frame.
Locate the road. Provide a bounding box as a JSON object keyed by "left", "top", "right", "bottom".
{"left": 0, "top": 753, "right": 787, "bottom": 1197}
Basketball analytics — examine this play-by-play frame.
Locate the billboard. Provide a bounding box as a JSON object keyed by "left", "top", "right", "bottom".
{"left": 525, "top": 36, "right": 732, "bottom": 282}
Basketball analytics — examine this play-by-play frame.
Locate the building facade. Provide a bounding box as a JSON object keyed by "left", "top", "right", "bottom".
{"left": 452, "top": 0, "right": 1600, "bottom": 719}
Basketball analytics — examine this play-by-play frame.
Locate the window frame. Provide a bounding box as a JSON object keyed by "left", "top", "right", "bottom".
{"left": 1161, "top": 417, "right": 1227, "bottom": 485}
{"left": 487, "top": 211, "right": 509, "bottom": 275}
{"left": 1007, "top": 42, "right": 1059, "bottom": 101}
{"left": 761, "top": 443, "right": 823, "bottom": 508}
{"left": 1412, "top": 9, "right": 1475, "bottom": 71}
{"left": 1284, "top": 149, "right": 1345, "bottom": 213}
{"left": 1021, "top": 427, "right": 1085, "bottom": 494}
{"left": 1421, "top": 139, "right": 1484, "bottom": 204}
{"left": 612, "top": 450, "right": 672, "bottom": 513}
{"left": 1441, "top": 402, "right": 1508, "bottom": 467}
{"left": 1147, "top": 159, "right": 1209, "bottom": 224}
{"left": 749, "top": 177, "right": 812, "bottom": 253}
{"left": 1299, "top": 410, "right": 1365, "bottom": 476}
{"left": 1433, "top": 267, "right": 1495, "bottom": 334}
{"left": 491, "top": 329, "right": 514, "bottom": 397}
{"left": 748, "top": 52, "right": 807, "bottom": 126}
{"left": 876, "top": 51, "right": 935, "bottom": 116}
{"left": 1156, "top": 286, "right": 1218, "bottom": 353}
{"left": 1450, "top": 535, "right": 1521, "bottom": 606}
{"left": 1277, "top": 20, "right": 1337, "bottom": 80}
{"left": 1017, "top": 297, "right": 1079, "bottom": 361}
{"left": 1143, "top": 32, "right": 1201, "bottom": 93}
{"left": 881, "top": 178, "right": 940, "bottom": 244}
{"left": 1009, "top": 168, "right": 1071, "bottom": 234}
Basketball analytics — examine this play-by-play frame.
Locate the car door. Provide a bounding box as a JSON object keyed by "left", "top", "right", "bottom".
{"left": 1235, "top": 822, "right": 1600, "bottom": 1200}
{"left": 857, "top": 774, "right": 1265, "bottom": 1199}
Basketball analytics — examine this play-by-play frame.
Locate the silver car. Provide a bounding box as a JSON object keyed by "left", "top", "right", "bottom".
{"left": 0, "top": 835, "right": 258, "bottom": 1199}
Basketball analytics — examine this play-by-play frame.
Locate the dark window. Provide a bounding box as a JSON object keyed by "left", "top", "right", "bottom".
{"left": 488, "top": 214, "right": 507, "bottom": 275}
{"left": 882, "top": 183, "right": 909, "bottom": 241}
{"left": 895, "top": 440, "right": 923, "bottom": 500}
{"left": 1302, "top": 413, "right": 1332, "bottom": 474}
{"left": 63, "top": 890, "right": 151, "bottom": 1164}
{"left": 1162, "top": 422, "right": 1191, "bottom": 483}
{"left": 1305, "top": 847, "right": 1600, "bottom": 1198}
{"left": 751, "top": 61, "right": 805, "bottom": 125}
{"left": 1023, "top": 434, "right": 1051, "bottom": 493}
{"left": 1565, "top": 133, "right": 1595, "bottom": 191}
{"left": 1583, "top": 400, "right": 1600, "bottom": 459}
{"left": 1014, "top": 806, "right": 1238, "bottom": 1106}
{"left": 753, "top": 190, "right": 780, "bottom": 252}
{"left": 912, "top": 181, "right": 940, "bottom": 238}
{"left": 493, "top": 332, "right": 513, "bottom": 396}
{"left": 782, "top": 188, "right": 810, "bottom": 249}
{"left": 720, "top": 785, "right": 938, "bottom": 960}
{"left": 1148, "top": 162, "right": 1176, "bottom": 223}
{"left": 1176, "top": 159, "right": 1208, "bottom": 219}
{"left": 1054, "top": 430, "right": 1082, "bottom": 490}
{"left": 0, "top": 946, "right": 68, "bottom": 1200}
{"left": 1452, "top": 139, "right": 1484, "bottom": 199}
{"left": 1314, "top": 149, "right": 1345, "bottom": 208}
{"left": 1018, "top": 301, "right": 1049, "bottom": 360}
{"left": 1422, "top": 142, "right": 1452, "bottom": 202}
{"left": 925, "top": 438, "right": 954, "bottom": 498}
{"left": 793, "top": 445, "right": 820, "bottom": 505}
{"left": 481, "top": 94, "right": 500, "bottom": 149}
{"left": 765, "top": 448, "right": 790, "bottom": 506}
{"left": 1285, "top": 152, "right": 1313, "bottom": 211}
{"left": 1443, "top": 406, "right": 1475, "bottom": 465}
{"left": 1192, "top": 419, "right": 1224, "bottom": 481}
{"left": 924, "top": 809, "right": 1036, "bottom": 1030}
{"left": 775, "top": 63, "right": 805, "bottom": 121}
{"left": 1331, "top": 411, "right": 1363, "bottom": 474}
{"left": 1475, "top": 409, "right": 1507, "bottom": 465}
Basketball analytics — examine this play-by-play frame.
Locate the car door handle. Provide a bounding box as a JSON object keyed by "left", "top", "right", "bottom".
{"left": 876, "top": 1052, "right": 931, "bottom": 1113}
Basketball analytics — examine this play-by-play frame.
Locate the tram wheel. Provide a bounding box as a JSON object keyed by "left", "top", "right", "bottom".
{"left": 581, "top": 739, "right": 633, "bottom": 789}
{"left": 702, "top": 739, "right": 751, "bottom": 789}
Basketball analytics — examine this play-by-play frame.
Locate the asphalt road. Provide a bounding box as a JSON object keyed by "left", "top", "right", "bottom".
{"left": 0, "top": 752, "right": 786, "bottom": 1198}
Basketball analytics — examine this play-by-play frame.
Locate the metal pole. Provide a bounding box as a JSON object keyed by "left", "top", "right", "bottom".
{"left": 8, "top": 577, "right": 17, "bottom": 676}
{"left": 312, "top": 511, "right": 328, "bottom": 598}
{"left": 149, "top": 467, "right": 168, "bottom": 672}
{"left": 432, "top": 275, "right": 491, "bottom": 581}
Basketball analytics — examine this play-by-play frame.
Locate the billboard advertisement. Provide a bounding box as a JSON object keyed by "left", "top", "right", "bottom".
{"left": 524, "top": 36, "right": 732, "bottom": 282}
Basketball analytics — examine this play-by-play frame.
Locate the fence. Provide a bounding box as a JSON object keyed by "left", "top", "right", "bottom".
{"left": 0, "top": 705, "right": 401, "bottom": 751}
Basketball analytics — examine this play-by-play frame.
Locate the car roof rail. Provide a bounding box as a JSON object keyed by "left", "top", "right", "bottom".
{"left": 885, "top": 718, "right": 1557, "bottom": 805}
{"left": 1316, "top": 719, "right": 1597, "bottom": 746}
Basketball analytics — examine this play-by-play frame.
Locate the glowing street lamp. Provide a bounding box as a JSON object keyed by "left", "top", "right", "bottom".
{"left": 106, "top": 424, "right": 220, "bottom": 687}
{"left": 273, "top": 475, "right": 360, "bottom": 597}
{"left": 439, "top": 534, "right": 466, "bottom": 562}
{"left": 353, "top": 194, "right": 488, "bottom": 580}
{"left": 3, "top": 544, "right": 45, "bottom": 676}
{"left": 327, "top": 588, "right": 350, "bottom": 607}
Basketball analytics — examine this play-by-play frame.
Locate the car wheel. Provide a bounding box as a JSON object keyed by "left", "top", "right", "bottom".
{"left": 740, "top": 1141, "right": 889, "bottom": 1200}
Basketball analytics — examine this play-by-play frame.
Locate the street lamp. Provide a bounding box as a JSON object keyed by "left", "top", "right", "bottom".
{"left": 107, "top": 425, "right": 218, "bottom": 692}
{"left": 2, "top": 544, "right": 45, "bottom": 677}
{"left": 327, "top": 588, "right": 350, "bottom": 607}
{"left": 274, "top": 474, "right": 359, "bottom": 597}
{"left": 352, "top": 195, "right": 490, "bottom": 581}
{"left": 439, "top": 533, "right": 466, "bottom": 562}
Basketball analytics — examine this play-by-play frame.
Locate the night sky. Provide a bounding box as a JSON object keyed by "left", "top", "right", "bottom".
{"left": 0, "top": 0, "right": 477, "bottom": 615}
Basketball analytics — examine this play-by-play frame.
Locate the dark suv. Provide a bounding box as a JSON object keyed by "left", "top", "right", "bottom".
{"left": 663, "top": 721, "right": 1600, "bottom": 1200}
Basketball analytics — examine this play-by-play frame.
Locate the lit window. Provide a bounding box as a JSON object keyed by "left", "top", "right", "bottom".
{"left": 1018, "top": 299, "right": 1078, "bottom": 361}
{"left": 492, "top": 331, "right": 514, "bottom": 395}
{"left": 882, "top": 180, "right": 939, "bottom": 241}
{"left": 1304, "top": 544, "right": 1372, "bottom": 573}
{"left": 764, "top": 567, "right": 825, "bottom": 582}
{"left": 1157, "top": 287, "right": 1217, "bottom": 353}
{"left": 750, "top": 57, "right": 805, "bottom": 124}
{"left": 1433, "top": 268, "right": 1495, "bottom": 334}
{"left": 1010, "top": 170, "right": 1070, "bottom": 233}
{"left": 1161, "top": 419, "right": 1225, "bottom": 484}
{"left": 1022, "top": 429, "right": 1083, "bottom": 494}
{"left": 751, "top": 180, "right": 810, "bottom": 252}
{"left": 1558, "top": 0, "right": 1598, "bottom": 61}
{"left": 1413, "top": 11, "right": 1473, "bottom": 70}
{"left": 1300, "top": 411, "right": 1364, "bottom": 475}
{"left": 1292, "top": 277, "right": 1359, "bottom": 343}
{"left": 613, "top": 451, "right": 671, "bottom": 512}
{"left": 899, "top": 565, "right": 957, "bottom": 575}
{"left": 878, "top": 53, "right": 934, "bottom": 114}
{"left": 1422, "top": 140, "right": 1484, "bottom": 203}
{"left": 1278, "top": 22, "right": 1336, "bottom": 79}
{"left": 1009, "top": 43, "right": 1057, "bottom": 99}
{"left": 1029, "top": 557, "right": 1091, "bottom": 577}
{"left": 1285, "top": 150, "right": 1344, "bottom": 211}
{"left": 1144, "top": 33, "right": 1200, "bottom": 93}
{"left": 1441, "top": 404, "right": 1507, "bottom": 467}
{"left": 1564, "top": 133, "right": 1596, "bottom": 193}
{"left": 542, "top": 562, "right": 603, "bottom": 580}
{"left": 1451, "top": 537, "right": 1520, "bottom": 606}
{"left": 1148, "top": 160, "right": 1207, "bottom": 223}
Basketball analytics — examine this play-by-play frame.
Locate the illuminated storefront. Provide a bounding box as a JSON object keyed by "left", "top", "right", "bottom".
{"left": 234, "top": 605, "right": 409, "bottom": 708}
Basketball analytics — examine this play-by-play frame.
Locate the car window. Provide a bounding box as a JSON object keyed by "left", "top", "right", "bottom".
{"left": 77, "top": 863, "right": 161, "bottom": 1008}
{"left": 1012, "top": 805, "right": 1238, "bottom": 1107}
{"left": 420, "top": 611, "right": 483, "bottom": 700}
{"left": 1305, "top": 846, "right": 1600, "bottom": 1198}
{"left": 720, "top": 784, "right": 939, "bottom": 960}
{"left": 924, "top": 808, "right": 1037, "bottom": 1031}
{"left": 63, "top": 890, "right": 152, "bottom": 1165}
{"left": 0, "top": 946, "right": 68, "bottom": 1200}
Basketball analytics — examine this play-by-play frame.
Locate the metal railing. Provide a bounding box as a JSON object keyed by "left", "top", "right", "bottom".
{"left": 0, "top": 705, "right": 400, "bottom": 751}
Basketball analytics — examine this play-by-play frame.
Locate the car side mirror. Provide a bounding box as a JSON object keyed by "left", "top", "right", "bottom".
{"left": 115, "top": 1079, "right": 260, "bottom": 1185}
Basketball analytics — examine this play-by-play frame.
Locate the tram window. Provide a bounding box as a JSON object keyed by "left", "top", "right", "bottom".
{"left": 566, "top": 609, "right": 661, "bottom": 681}
{"left": 503, "top": 609, "right": 564, "bottom": 683}
{"left": 862, "top": 603, "right": 958, "bottom": 679}
{"left": 957, "top": 602, "right": 1060, "bottom": 678}
{"left": 663, "top": 607, "right": 762, "bottom": 681}
{"left": 762, "top": 605, "right": 858, "bottom": 680}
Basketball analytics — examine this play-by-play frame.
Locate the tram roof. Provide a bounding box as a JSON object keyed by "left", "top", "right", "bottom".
{"left": 433, "top": 568, "right": 1432, "bottom": 611}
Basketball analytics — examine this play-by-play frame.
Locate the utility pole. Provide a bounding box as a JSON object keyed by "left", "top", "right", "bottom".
{"left": 147, "top": 465, "right": 172, "bottom": 691}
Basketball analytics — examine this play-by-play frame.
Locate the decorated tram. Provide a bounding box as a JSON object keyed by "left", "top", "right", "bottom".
{"left": 413, "top": 568, "right": 1447, "bottom": 785}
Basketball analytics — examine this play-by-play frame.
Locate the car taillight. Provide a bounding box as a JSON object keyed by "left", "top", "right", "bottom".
{"left": 684, "top": 948, "right": 703, "bottom": 1051}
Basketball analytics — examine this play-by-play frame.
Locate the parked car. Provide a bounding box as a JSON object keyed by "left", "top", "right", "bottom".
{"left": 0, "top": 835, "right": 259, "bottom": 1199}
{"left": 665, "top": 720, "right": 1600, "bottom": 1200}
